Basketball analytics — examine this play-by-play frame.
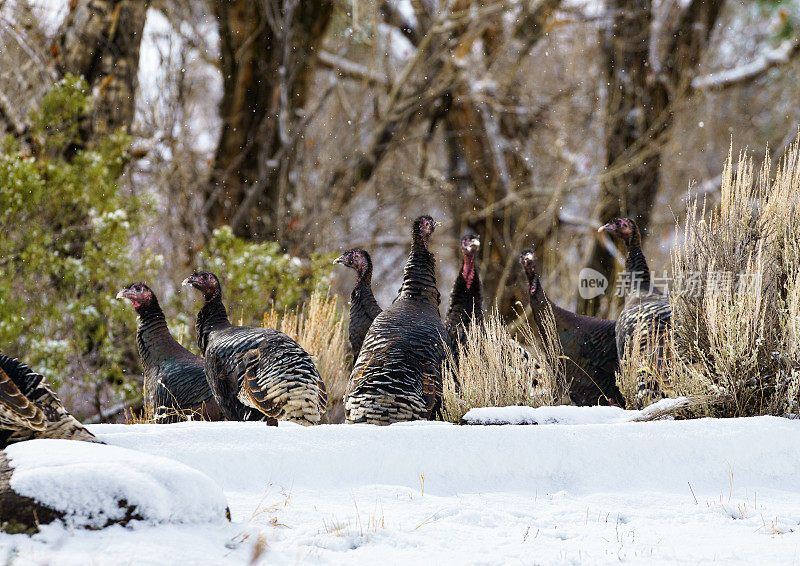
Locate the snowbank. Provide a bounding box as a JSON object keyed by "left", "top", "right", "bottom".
{"left": 93, "top": 413, "right": 800, "bottom": 497}
{"left": 3, "top": 415, "right": 800, "bottom": 565}
{"left": 6, "top": 439, "right": 229, "bottom": 528}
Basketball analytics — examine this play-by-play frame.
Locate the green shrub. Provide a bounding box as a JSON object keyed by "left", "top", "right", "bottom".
{"left": 187, "top": 225, "right": 336, "bottom": 326}
{"left": 0, "top": 76, "right": 158, "bottom": 415}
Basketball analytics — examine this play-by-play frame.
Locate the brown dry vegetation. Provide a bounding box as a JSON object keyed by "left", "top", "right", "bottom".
{"left": 441, "top": 310, "right": 566, "bottom": 422}
{"left": 617, "top": 140, "right": 800, "bottom": 418}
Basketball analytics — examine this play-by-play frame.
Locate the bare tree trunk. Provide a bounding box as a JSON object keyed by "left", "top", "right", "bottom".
{"left": 579, "top": 0, "right": 725, "bottom": 316}
{"left": 52, "top": 0, "right": 151, "bottom": 142}
{"left": 445, "top": 0, "right": 562, "bottom": 319}
{"left": 327, "top": 0, "right": 561, "bottom": 319}
{"left": 206, "top": 0, "right": 333, "bottom": 242}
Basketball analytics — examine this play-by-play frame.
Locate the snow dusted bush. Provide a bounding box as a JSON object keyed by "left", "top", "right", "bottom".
{"left": 0, "top": 76, "right": 159, "bottom": 414}
{"left": 193, "top": 225, "right": 335, "bottom": 323}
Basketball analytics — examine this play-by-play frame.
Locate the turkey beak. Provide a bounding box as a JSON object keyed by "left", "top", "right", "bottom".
{"left": 598, "top": 223, "right": 612, "bottom": 234}
{"left": 115, "top": 289, "right": 128, "bottom": 300}
{"left": 333, "top": 254, "right": 346, "bottom": 265}
{"left": 181, "top": 277, "right": 193, "bottom": 287}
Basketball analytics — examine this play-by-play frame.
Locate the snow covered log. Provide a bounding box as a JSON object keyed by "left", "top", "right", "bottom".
{"left": 0, "top": 440, "right": 231, "bottom": 534}
{"left": 0, "top": 451, "right": 63, "bottom": 534}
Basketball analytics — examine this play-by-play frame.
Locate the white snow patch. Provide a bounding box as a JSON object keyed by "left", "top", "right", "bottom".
{"left": 3, "top": 417, "right": 800, "bottom": 564}
{"left": 378, "top": 23, "right": 415, "bottom": 62}
{"left": 461, "top": 398, "right": 688, "bottom": 425}
{"left": 6, "top": 439, "right": 229, "bottom": 528}
{"left": 394, "top": 0, "right": 417, "bottom": 26}
{"left": 461, "top": 405, "right": 543, "bottom": 425}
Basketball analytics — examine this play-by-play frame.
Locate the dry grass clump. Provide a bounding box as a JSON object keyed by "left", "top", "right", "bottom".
{"left": 629, "top": 141, "right": 800, "bottom": 418}
{"left": 126, "top": 405, "right": 211, "bottom": 425}
{"left": 264, "top": 291, "right": 350, "bottom": 422}
{"left": 441, "top": 309, "right": 565, "bottom": 422}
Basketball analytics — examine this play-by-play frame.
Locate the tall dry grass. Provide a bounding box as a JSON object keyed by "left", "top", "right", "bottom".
{"left": 619, "top": 140, "right": 800, "bottom": 417}
{"left": 441, "top": 309, "right": 566, "bottom": 422}
{"left": 264, "top": 291, "right": 350, "bottom": 423}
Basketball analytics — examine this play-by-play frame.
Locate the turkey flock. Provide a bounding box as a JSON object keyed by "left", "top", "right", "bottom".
{"left": 0, "top": 214, "right": 670, "bottom": 446}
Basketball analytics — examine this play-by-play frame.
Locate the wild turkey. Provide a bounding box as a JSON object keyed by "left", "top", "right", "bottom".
{"left": 183, "top": 271, "right": 326, "bottom": 425}
{"left": 519, "top": 249, "right": 625, "bottom": 407}
{"left": 599, "top": 217, "right": 672, "bottom": 405}
{"left": 334, "top": 248, "right": 382, "bottom": 363}
{"left": 445, "top": 231, "right": 483, "bottom": 346}
{"left": 117, "top": 282, "right": 222, "bottom": 423}
{"left": 0, "top": 353, "right": 100, "bottom": 448}
{"left": 345, "top": 215, "right": 452, "bottom": 425}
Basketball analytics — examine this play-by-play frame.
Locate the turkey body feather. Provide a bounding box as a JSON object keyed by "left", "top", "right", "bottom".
{"left": 346, "top": 302, "right": 448, "bottom": 423}
{"left": 203, "top": 324, "right": 326, "bottom": 424}
{"left": 616, "top": 291, "right": 672, "bottom": 359}
{"left": 130, "top": 290, "right": 222, "bottom": 423}
{"left": 335, "top": 249, "right": 382, "bottom": 362}
{"left": 599, "top": 218, "right": 673, "bottom": 406}
{"left": 0, "top": 353, "right": 100, "bottom": 448}
{"left": 521, "top": 250, "right": 625, "bottom": 407}
{"left": 551, "top": 304, "right": 624, "bottom": 407}
{"left": 189, "top": 272, "right": 326, "bottom": 426}
{"left": 345, "top": 216, "right": 451, "bottom": 425}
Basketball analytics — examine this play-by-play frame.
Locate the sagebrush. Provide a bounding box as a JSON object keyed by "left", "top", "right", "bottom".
{"left": 618, "top": 141, "right": 800, "bottom": 417}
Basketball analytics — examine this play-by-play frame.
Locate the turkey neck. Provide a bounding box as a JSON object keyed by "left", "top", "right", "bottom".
{"left": 463, "top": 255, "right": 476, "bottom": 288}
{"left": 196, "top": 295, "right": 232, "bottom": 354}
{"left": 624, "top": 230, "right": 652, "bottom": 292}
{"left": 528, "top": 273, "right": 552, "bottom": 326}
{"left": 135, "top": 299, "right": 181, "bottom": 365}
{"left": 527, "top": 272, "right": 575, "bottom": 334}
{"left": 397, "top": 232, "right": 440, "bottom": 306}
{"left": 352, "top": 262, "right": 380, "bottom": 315}
{"left": 449, "top": 256, "right": 482, "bottom": 318}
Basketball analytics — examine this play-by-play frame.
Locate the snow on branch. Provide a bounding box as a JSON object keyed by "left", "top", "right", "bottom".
{"left": 692, "top": 39, "right": 800, "bottom": 91}
{"left": 317, "top": 51, "right": 391, "bottom": 88}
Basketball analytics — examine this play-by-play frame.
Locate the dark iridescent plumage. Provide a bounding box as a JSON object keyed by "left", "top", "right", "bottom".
{"left": 185, "top": 272, "right": 326, "bottom": 425}
{"left": 600, "top": 218, "right": 672, "bottom": 403}
{"left": 334, "top": 249, "right": 382, "bottom": 363}
{"left": 118, "top": 282, "right": 222, "bottom": 423}
{"left": 520, "top": 250, "right": 625, "bottom": 407}
{"left": 345, "top": 216, "right": 451, "bottom": 425}
{"left": 446, "top": 231, "right": 483, "bottom": 347}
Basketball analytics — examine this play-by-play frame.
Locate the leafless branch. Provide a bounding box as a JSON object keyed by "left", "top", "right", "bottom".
{"left": 692, "top": 39, "right": 800, "bottom": 91}
{"left": 229, "top": 82, "right": 336, "bottom": 235}
{"left": 318, "top": 51, "right": 391, "bottom": 87}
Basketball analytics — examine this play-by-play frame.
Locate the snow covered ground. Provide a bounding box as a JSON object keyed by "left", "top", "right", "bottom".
{"left": 2, "top": 408, "right": 800, "bottom": 565}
